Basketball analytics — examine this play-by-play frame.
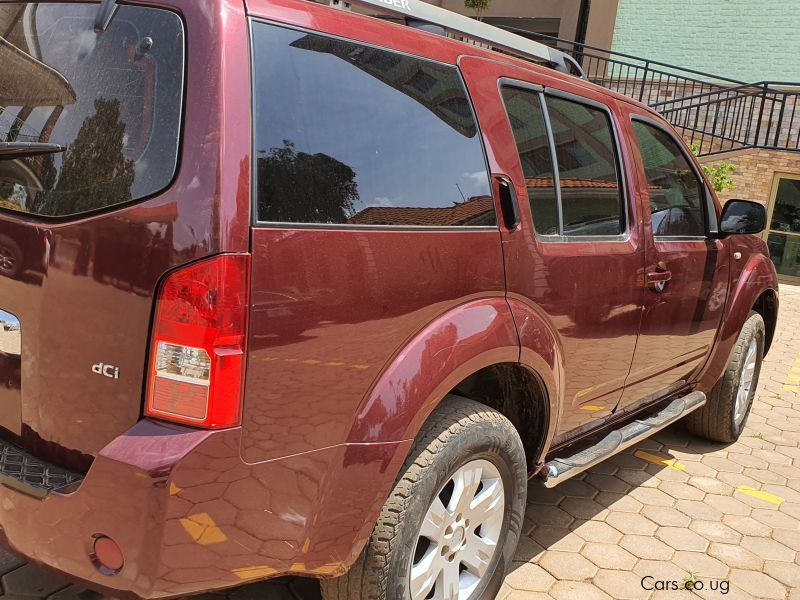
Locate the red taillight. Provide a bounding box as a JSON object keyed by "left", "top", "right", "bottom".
{"left": 145, "top": 254, "right": 250, "bottom": 428}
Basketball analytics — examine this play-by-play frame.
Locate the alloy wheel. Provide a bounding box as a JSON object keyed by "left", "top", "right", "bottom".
{"left": 734, "top": 337, "right": 758, "bottom": 425}
{"left": 409, "top": 459, "right": 505, "bottom": 600}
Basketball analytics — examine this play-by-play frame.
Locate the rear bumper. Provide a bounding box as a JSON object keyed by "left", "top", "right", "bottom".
{"left": 0, "top": 420, "right": 410, "bottom": 599}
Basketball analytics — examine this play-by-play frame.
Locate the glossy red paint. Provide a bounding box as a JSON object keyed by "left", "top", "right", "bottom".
{"left": 0, "top": 419, "right": 410, "bottom": 598}
{"left": 458, "top": 56, "right": 647, "bottom": 444}
{"left": 0, "top": 0, "right": 252, "bottom": 470}
{"left": 0, "top": 0, "right": 780, "bottom": 597}
{"left": 615, "top": 104, "right": 730, "bottom": 410}
{"left": 696, "top": 235, "right": 780, "bottom": 393}
{"left": 243, "top": 228, "right": 506, "bottom": 462}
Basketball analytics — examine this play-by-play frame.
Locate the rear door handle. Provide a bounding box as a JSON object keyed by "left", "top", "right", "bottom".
{"left": 646, "top": 269, "right": 672, "bottom": 292}
{"left": 646, "top": 270, "right": 672, "bottom": 283}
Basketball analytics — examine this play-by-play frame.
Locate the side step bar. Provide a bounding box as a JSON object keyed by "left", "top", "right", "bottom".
{"left": 540, "top": 391, "right": 706, "bottom": 488}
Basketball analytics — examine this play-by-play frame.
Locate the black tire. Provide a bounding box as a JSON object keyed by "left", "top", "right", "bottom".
{"left": 686, "top": 311, "right": 765, "bottom": 443}
{"left": 322, "top": 395, "right": 527, "bottom": 600}
{"left": 0, "top": 235, "right": 22, "bottom": 279}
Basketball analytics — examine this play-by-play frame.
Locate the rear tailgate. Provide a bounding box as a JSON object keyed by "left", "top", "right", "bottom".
{"left": 0, "top": 1, "right": 251, "bottom": 472}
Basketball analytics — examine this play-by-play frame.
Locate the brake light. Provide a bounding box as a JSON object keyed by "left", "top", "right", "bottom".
{"left": 145, "top": 255, "right": 250, "bottom": 428}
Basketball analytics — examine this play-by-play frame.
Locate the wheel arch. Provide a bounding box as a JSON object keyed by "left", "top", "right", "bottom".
{"left": 752, "top": 287, "right": 778, "bottom": 355}
{"left": 697, "top": 251, "right": 778, "bottom": 392}
{"left": 450, "top": 362, "right": 551, "bottom": 469}
{"left": 345, "top": 298, "right": 561, "bottom": 465}
{"left": 334, "top": 298, "right": 561, "bottom": 577}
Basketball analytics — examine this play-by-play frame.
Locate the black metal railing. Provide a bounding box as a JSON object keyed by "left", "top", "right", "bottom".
{"left": 653, "top": 82, "right": 800, "bottom": 156}
{"left": 499, "top": 28, "right": 800, "bottom": 156}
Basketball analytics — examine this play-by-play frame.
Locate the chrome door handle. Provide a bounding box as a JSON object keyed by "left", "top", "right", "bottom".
{"left": 646, "top": 269, "right": 672, "bottom": 292}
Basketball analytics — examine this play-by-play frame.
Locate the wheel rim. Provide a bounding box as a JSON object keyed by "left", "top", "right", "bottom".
{"left": 409, "top": 459, "right": 505, "bottom": 600}
{"left": 735, "top": 337, "right": 758, "bottom": 426}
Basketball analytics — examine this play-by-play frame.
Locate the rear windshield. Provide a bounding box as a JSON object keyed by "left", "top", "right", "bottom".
{"left": 0, "top": 3, "right": 184, "bottom": 217}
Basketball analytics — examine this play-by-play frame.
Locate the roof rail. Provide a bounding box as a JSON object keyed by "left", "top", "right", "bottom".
{"left": 328, "top": 0, "right": 586, "bottom": 78}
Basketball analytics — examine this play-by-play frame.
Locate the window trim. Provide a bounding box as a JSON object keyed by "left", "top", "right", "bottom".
{"left": 630, "top": 114, "right": 718, "bottom": 241}
{"left": 248, "top": 18, "right": 498, "bottom": 232}
{"left": 499, "top": 79, "right": 631, "bottom": 243}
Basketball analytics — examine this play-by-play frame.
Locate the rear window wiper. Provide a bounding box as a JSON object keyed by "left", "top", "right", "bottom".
{"left": 94, "top": 0, "right": 119, "bottom": 33}
{"left": 0, "top": 142, "right": 65, "bottom": 160}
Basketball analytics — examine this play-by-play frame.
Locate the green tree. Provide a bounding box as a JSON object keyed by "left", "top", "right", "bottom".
{"left": 257, "top": 140, "right": 358, "bottom": 223}
{"left": 34, "top": 98, "right": 134, "bottom": 215}
{"left": 464, "top": 0, "right": 490, "bottom": 20}
{"left": 690, "top": 141, "right": 736, "bottom": 193}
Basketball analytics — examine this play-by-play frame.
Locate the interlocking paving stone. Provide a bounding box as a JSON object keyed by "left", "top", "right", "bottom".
{"left": 1, "top": 565, "right": 69, "bottom": 597}
{"left": 47, "top": 588, "right": 103, "bottom": 600}
{"left": 580, "top": 542, "right": 637, "bottom": 570}
{"left": 570, "top": 520, "right": 622, "bottom": 543}
{"left": 729, "top": 569, "right": 786, "bottom": 599}
{"left": 504, "top": 562, "right": 556, "bottom": 592}
{"left": 538, "top": 551, "right": 598, "bottom": 581}
{"left": 0, "top": 551, "right": 23, "bottom": 577}
{"left": 0, "top": 284, "right": 797, "bottom": 599}
{"left": 687, "top": 520, "right": 742, "bottom": 544}
{"left": 764, "top": 560, "right": 800, "bottom": 587}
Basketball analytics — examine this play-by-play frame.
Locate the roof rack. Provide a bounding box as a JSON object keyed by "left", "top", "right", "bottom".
{"left": 328, "top": 0, "right": 586, "bottom": 78}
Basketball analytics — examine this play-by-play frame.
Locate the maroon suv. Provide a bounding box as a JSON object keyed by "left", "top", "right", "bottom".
{"left": 0, "top": 0, "right": 779, "bottom": 599}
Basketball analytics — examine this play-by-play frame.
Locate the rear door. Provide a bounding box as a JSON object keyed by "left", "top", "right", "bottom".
{"left": 0, "top": 2, "right": 249, "bottom": 471}
{"left": 460, "top": 57, "right": 645, "bottom": 441}
{"left": 616, "top": 110, "right": 729, "bottom": 410}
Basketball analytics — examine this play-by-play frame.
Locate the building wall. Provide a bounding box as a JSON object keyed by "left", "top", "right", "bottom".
{"left": 698, "top": 150, "right": 800, "bottom": 206}
{"left": 434, "top": 0, "right": 582, "bottom": 40}
{"left": 611, "top": 0, "right": 800, "bottom": 82}
{"left": 699, "top": 149, "right": 800, "bottom": 282}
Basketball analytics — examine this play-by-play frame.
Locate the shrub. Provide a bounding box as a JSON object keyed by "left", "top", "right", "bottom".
{"left": 464, "top": 0, "right": 490, "bottom": 20}
{"left": 690, "top": 142, "right": 736, "bottom": 193}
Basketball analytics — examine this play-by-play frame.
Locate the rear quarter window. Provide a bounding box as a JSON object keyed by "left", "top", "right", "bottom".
{"left": 0, "top": 3, "right": 184, "bottom": 217}
{"left": 251, "top": 22, "right": 494, "bottom": 227}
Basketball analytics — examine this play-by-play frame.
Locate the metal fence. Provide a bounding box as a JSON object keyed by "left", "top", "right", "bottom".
{"left": 500, "top": 28, "right": 800, "bottom": 156}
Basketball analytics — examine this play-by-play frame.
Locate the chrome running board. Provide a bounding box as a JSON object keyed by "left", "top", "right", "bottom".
{"left": 540, "top": 391, "right": 706, "bottom": 488}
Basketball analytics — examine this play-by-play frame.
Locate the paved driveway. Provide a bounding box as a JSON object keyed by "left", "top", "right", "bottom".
{"left": 0, "top": 285, "right": 798, "bottom": 600}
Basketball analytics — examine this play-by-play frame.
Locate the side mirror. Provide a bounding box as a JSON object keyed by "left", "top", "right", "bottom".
{"left": 719, "top": 199, "right": 767, "bottom": 236}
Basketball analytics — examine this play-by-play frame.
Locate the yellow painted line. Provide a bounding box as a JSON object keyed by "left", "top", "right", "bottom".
{"left": 179, "top": 513, "right": 228, "bottom": 545}
{"left": 634, "top": 450, "right": 686, "bottom": 471}
{"left": 783, "top": 384, "right": 799, "bottom": 393}
{"left": 232, "top": 566, "right": 277, "bottom": 579}
{"left": 791, "top": 366, "right": 800, "bottom": 373}
{"left": 283, "top": 358, "right": 298, "bottom": 362}
{"left": 169, "top": 482, "right": 182, "bottom": 496}
{"left": 324, "top": 361, "right": 346, "bottom": 367}
{"left": 787, "top": 374, "right": 800, "bottom": 383}
{"left": 262, "top": 357, "right": 279, "bottom": 362}
{"left": 351, "top": 364, "right": 370, "bottom": 370}
{"left": 736, "top": 486, "right": 784, "bottom": 505}
{"left": 302, "top": 359, "right": 321, "bottom": 365}
{"left": 580, "top": 405, "right": 606, "bottom": 412}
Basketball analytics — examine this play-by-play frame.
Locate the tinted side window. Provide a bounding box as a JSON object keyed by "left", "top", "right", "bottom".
{"left": 632, "top": 121, "right": 706, "bottom": 237}
{"left": 252, "top": 23, "right": 494, "bottom": 226}
{"left": 501, "top": 87, "right": 559, "bottom": 235}
{"left": 546, "top": 97, "right": 624, "bottom": 236}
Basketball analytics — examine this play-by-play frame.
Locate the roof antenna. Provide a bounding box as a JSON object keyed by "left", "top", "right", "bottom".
{"left": 94, "top": 0, "right": 118, "bottom": 33}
